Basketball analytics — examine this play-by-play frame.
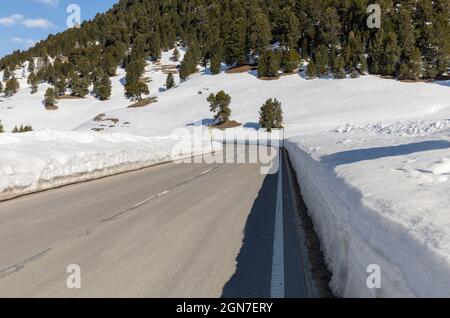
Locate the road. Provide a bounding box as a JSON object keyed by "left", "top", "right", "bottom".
{"left": 0, "top": 145, "right": 319, "bottom": 298}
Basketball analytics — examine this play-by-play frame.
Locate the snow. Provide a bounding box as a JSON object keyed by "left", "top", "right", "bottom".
{"left": 1, "top": 48, "right": 450, "bottom": 297}
{"left": 0, "top": 129, "right": 220, "bottom": 201}
{"left": 286, "top": 124, "right": 450, "bottom": 297}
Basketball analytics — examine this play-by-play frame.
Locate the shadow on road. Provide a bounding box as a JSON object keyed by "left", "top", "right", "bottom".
{"left": 221, "top": 172, "right": 277, "bottom": 298}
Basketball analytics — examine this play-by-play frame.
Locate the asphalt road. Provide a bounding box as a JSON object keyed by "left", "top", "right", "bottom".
{"left": 0, "top": 146, "right": 316, "bottom": 298}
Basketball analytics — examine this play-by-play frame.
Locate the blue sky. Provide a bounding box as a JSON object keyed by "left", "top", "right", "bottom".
{"left": 0, "top": 0, "right": 118, "bottom": 58}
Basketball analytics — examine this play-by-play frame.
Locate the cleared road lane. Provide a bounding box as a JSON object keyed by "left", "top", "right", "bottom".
{"left": 0, "top": 146, "right": 320, "bottom": 298}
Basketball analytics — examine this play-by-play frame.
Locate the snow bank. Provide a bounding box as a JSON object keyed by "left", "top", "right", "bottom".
{"left": 0, "top": 129, "right": 220, "bottom": 201}
{"left": 285, "top": 131, "right": 450, "bottom": 298}
{"left": 334, "top": 120, "right": 450, "bottom": 137}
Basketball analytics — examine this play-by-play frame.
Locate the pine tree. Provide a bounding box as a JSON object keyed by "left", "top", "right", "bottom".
{"left": 45, "top": 87, "right": 57, "bottom": 107}
{"left": 0, "top": 120, "right": 4, "bottom": 133}
{"left": 277, "top": 7, "right": 300, "bottom": 49}
{"left": 102, "top": 53, "right": 117, "bottom": 77}
{"left": 382, "top": 32, "right": 401, "bottom": 76}
{"left": 258, "top": 50, "right": 280, "bottom": 78}
{"left": 332, "top": 55, "right": 346, "bottom": 79}
{"left": 281, "top": 49, "right": 300, "bottom": 73}
{"left": 4, "top": 76, "right": 19, "bottom": 97}
{"left": 70, "top": 74, "right": 89, "bottom": 97}
{"left": 224, "top": 17, "right": 247, "bottom": 65}
{"left": 55, "top": 77, "right": 67, "bottom": 96}
{"left": 399, "top": 47, "right": 422, "bottom": 80}
{"left": 179, "top": 47, "right": 198, "bottom": 80}
{"left": 28, "top": 73, "right": 38, "bottom": 94}
{"left": 166, "top": 72, "right": 175, "bottom": 89}
{"left": 259, "top": 98, "right": 283, "bottom": 132}
{"left": 31, "top": 82, "right": 38, "bottom": 94}
{"left": 3, "top": 66, "right": 11, "bottom": 81}
{"left": 28, "top": 59, "right": 35, "bottom": 73}
{"left": 172, "top": 48, "right": 180, "bottom": 62}
{"left": 434, "top": 0, "right": 450, "bottom": 76}
{"left": 314, "top": 45, "right": 329, "bottom": 77}
{"left": 125, "top": 58, "right": 145, "bottom": 85}
{"left": 210, "top": 55, "right": 221, "bottom": 75}
{"left": 207, "top": 91, "right": 232, "bottom": 124}
{"left": 347, "top": 31, "right": 367, "bottom": 75}
{"left": 306, "top": 61, "right": 317, "bottom": 79}
{"left": 179, "top": 61, "right": 190, "bottom": 80}
{"left": 416, "top": 0, "right": 439, "bottom": 78}
{"left": 397, "top": 6, "right": 416, "bottom": 74}
{"left": 97, "top": 76, "right": 112, "bottom": 100}
{"left": 0, "top": 81, "right": 3, "bottom": 95}
{"left": 249, "top": 13, "right": 272, "bottom": 56}
{"left": 125, "top": 82, "right": 149, "bottom": 101}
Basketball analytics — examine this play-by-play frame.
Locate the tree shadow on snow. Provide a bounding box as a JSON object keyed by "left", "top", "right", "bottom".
{"left": 243, "top": 122, "right": 261, "bottom": 130}
{"left": 323, "top": 140, "right": 450, "bottom": 167}
{"left": 185, "top": 119, "right": 214, "bottom": 127}
{"left": 427, "top": 80, "right": 450, "bottom": 88}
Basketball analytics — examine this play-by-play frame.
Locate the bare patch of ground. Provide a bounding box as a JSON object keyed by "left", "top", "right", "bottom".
{"left": 225, "top": 64, "right": 257, "bottom": 74}
{"left": 93, "top": 113, "right": 119, "bottom": 124}
{"left": 258, "top": 76, "right": 281, "bottom": 81}
{"left": 45, "top": 104, "right": 58, "bottom": 110}
{"left": 213, "top": 120, "right": 241, "bottom": 130}
{"left": 128, "top": 97, "right": 158, "bottom": 108}
{"left": 56, "top": 95, "right": 85, "bottom": 100}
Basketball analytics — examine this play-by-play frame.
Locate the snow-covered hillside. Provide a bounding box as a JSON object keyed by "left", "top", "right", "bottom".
{"left": 1, "top": 48, "right": 450, "bottom": 297}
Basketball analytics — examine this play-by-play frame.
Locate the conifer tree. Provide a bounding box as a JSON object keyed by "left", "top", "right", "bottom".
{"left": 70, "top": 74, "right": 89, "bottom": 97}
{"left": 179, "top": 47, "right": 198, "bottom": 80}
{"left": 0, "top": 81, "right": 3, "bottom": 95}
{"left": 281, "top": 49, "right": 300, "bottom": 73}
{"left": 332, "top": 55, "right": 346, "bottom": 79}
{"left": 259, "top": 98, "right": 283, "bottom": 132}
{"left": 172, "top": 48, "right": 180, "bottom": 62}
{"left": 125, "top": 82, "right": 149, "bottom": 101}
{"left": 166, "top": 72, "right": 175, "bottom": 89}
{"left": 31, "top": 82, "right": 38, "bottom": 94}
{"left": 258, "top": 50, "right": 280, "bottom": 78}
{"left": 28, "top": 59, "right": 35, "bottom": 73}
{"left": 306, "top": 61, "right": 317, "bottom": 79}
{"left": 97, "top": 76, "right": 112, "bottom": 100}
{"left": 44, "top": 87, "right": 57, "bottom": 107}
{"left": 3, "top": 67, "right": 11, "bottom": 81}
{"left": 224, "top": 17, "right": 247, "bottom": 65}
{"left": 207, "top": 91, "right": 232, "bottom": 124}
{"left": 4, "top": 76, "right": 19, "bottom": 97}
{"left": 249, "top": 13, "right": 272, "bottom": 56}
{"left": 55, "top": 77, "right": 67, "bottom": 96}
{"left": 277, "top": 7, "right": 300, "bottom": 49}
{"left": 314, "top": 45, "right": 329, "bottom": 76}
{"left": 102, "top": 53, "right": 117, "bottom": 77}
{"left": 416, "top": 0, "right": 439, "bottom": 78}
{"left": 210, "top": 55, "right": 221, "bottom": 75}
{"left": 0, "top": 120, "right": 4, "bottom": 133}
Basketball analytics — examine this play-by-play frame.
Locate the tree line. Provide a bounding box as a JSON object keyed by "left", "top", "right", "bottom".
{"left": 0, "top": 0, "right": 448, "bottom": 101}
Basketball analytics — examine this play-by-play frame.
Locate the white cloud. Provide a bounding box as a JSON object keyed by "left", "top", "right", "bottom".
{"left": 11, "top": 37, "right": 37, "bottom": 47}
{"left": 21, "top": 18, "right": 55, "bottom": 29}
{"left": 0, "top": 14, "right": 24, "bottom": 26}
{"left": 34, "top": 0, "right": 60, "bottom": 6}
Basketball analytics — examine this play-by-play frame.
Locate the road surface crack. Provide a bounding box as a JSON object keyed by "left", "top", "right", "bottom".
{"left": 101, "top": 165, "right": 221, "bottom": 222}
{"left": 0, "top": 248, "right": 52, "bottom": 279}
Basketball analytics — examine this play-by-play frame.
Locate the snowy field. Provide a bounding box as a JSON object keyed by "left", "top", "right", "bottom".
{"left": 1, "top": 48, "right": 450, "bottom": 297}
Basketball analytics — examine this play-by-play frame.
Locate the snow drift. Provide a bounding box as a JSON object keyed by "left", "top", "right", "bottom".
{"left": 285, "top": 125, "right": 450, "bottom": 298}
{"left": 0, "top": 130, "right": 219, "bottom": 201}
